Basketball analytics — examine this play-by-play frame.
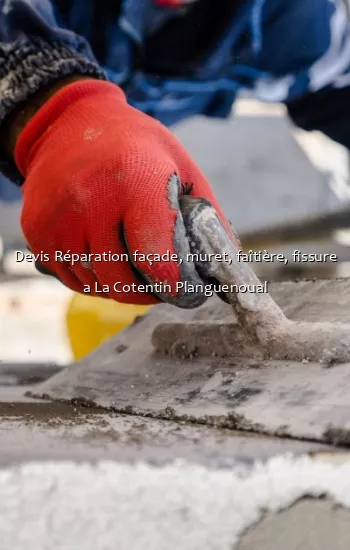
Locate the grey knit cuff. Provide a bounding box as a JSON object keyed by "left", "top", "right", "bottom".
{"left": 0, "top": 37, "right": 106, "bottom": 185}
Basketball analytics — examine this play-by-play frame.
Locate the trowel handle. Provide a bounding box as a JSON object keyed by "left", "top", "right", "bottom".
{"left": 179, "top": 195, "right": 287, "bottom": 329}
{"left": 179, "top": 195, "right": 241, "bottom": 266}
{"left": 179, "top": 195, "right": 246, "bottom": 287}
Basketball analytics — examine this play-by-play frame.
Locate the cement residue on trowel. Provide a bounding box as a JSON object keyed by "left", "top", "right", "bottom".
{"left": 178, "top": 198, "right": 350, "bottom": 365}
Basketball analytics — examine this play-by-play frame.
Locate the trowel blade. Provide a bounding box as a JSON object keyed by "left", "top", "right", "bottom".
{"left": 29, "top": 278, "right": 350, "bottom": 446}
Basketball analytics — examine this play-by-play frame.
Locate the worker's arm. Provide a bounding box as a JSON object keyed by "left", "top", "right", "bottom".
{"left": 0, "top": 1, "right": 236, "bottom": 307}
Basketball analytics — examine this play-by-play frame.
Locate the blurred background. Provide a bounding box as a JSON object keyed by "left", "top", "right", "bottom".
{"left": 1, "top": 95, "right": 350, "bottom": 366}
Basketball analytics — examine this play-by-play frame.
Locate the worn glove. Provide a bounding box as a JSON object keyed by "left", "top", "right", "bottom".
{"left": 15, "top": 79, "right": 236, "bottom": 307}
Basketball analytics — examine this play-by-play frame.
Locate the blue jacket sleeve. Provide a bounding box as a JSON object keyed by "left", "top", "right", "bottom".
{"left": 0, "top": 0, "right": 106, "bottom": 184}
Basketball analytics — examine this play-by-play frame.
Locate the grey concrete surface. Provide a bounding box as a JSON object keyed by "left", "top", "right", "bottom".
{"left": 237, "top": 499, "right": 350, "bottom": 550}
{"left": 0, "top": 386, "right": 334, "bottom": 466}
{"left": 0, "top": 382, "right": 343, "bottom": 550}
{"left": 32, "top": 279, "right": 350, "bottom": 446}
{"left": 0, "top": 341, "right": 349, "bottom": 550}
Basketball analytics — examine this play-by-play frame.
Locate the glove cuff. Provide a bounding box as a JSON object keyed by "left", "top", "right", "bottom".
{"left": 15, "top": 79, "right": 126, "bottom": 176}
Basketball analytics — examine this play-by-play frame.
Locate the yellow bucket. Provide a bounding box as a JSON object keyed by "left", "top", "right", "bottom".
{"left": 66, "top": 293, "right": 152, "bottom": 360}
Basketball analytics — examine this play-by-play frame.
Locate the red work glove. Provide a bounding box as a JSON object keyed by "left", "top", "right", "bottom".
{"left": 15, "top": 79, "right": 236, "bottom": 307}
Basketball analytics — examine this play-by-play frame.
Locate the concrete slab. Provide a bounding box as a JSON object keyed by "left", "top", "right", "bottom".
{"left": 0, "top": 374, "right": 348, "bottom": 549}
{"left": 1, "top": 339, "right": 349, "bottom": 550}
{"left": 237, "top": 498, "right": 350, "bottom": 550}
{"left": 0, "top": 401, "right": 333, "bottom": 467}
{"left": 0, "top": 386, "right": 335, "bottom": 467}
{"left": 0, "top": 372, "right": 349, "bottom": 549}
{"left": 30, "top": 279, "right": 350, "bottom": 446}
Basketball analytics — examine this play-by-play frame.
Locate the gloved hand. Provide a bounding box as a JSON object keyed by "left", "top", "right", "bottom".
{"left": 15, "top": 79, "right": 238, "bottom": 307}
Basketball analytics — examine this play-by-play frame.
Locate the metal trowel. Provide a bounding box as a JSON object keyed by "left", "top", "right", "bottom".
{"left": 159, "top": 196, "right": 350, "bottom": 366}
{"left": 28, "top": 196, "right": 350, "bottom": 446}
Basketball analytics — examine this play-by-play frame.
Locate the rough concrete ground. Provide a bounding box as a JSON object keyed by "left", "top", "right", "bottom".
{"left": 237, "top": 498, "right": 350, "bottom": 550}
{"left": 1, "top": 273, "right": 350, "bottom": 547}
{"left": 1, "top": 380, "right": 350, "bottom": 550}
{"left": 1, "top": 280, "right": 350, "bottom": 548}
{"left": 0, "top": 353, "right": 348, "bottom": 550}
{"left": 0, "top": 385, "right": 335, "bottom": 467}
